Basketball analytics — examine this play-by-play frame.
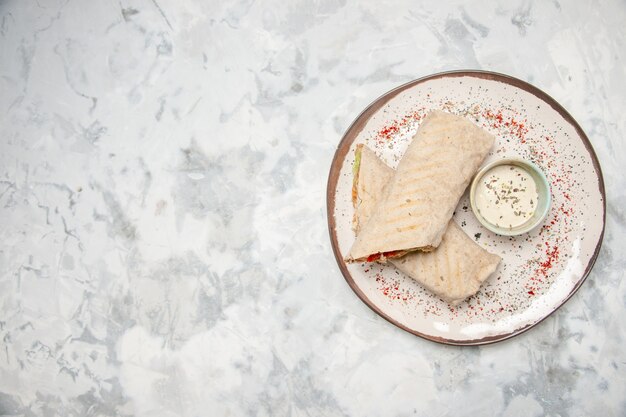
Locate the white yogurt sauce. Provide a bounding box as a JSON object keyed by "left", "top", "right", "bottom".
{"left": 474, "top": 164, "right": 539, "bottom": 229}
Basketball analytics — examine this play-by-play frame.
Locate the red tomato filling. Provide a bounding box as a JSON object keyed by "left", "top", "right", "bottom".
{"left": 366, "top": 250, "right": 401, "bottom": 262}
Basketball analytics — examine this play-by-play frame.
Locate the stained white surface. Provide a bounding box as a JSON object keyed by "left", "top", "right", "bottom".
{"left": 0, "top": 0, "right": 625, "bottom": 416}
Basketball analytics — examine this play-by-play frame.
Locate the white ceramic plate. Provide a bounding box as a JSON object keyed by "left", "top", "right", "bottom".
{"left": 327, "top": 71, "right": 605, "bottom": 345}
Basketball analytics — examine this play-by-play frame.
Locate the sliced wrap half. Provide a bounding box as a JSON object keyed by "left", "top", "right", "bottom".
{"left": 347, "top": 110, "right": 495, "bottom": 262}
{"left": 353, "top": 144, "right": 501, "bottom": 305}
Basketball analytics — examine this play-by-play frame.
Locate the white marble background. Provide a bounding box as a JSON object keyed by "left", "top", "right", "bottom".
{"left": 0, "top": 0, "right": 625, "bottom": 416}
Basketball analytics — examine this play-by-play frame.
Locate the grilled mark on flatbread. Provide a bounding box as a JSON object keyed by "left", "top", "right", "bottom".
{"left": 347, "top": 111, "right": 496, "bottom": 262}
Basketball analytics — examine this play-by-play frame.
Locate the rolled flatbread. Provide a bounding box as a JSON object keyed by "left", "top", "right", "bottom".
{"left": 353, "top": 144, "right": 501, "bottom": 305}
{"left": 347, "top": 110, "right": 495, "bottom": 262}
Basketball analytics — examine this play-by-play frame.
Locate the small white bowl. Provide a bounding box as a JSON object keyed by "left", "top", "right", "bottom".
{"left": 469, "top": 158, "right": 551, "bottom": 236}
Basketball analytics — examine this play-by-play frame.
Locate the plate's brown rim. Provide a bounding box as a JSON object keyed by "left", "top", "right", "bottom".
{"left": 326, "top": 69, "right": 606, "bottom": 346}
